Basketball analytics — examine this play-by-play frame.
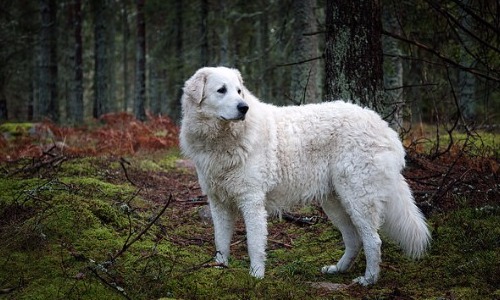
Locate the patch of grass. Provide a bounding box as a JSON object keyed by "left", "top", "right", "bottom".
{"left": 0, "top": 122, "right": 34, "bottom": 137}
{"left": 1, "top": 153, "right": 499, "bottom": 299}
{"left": 406, "top": 124, "right": 500, "bottom": 157}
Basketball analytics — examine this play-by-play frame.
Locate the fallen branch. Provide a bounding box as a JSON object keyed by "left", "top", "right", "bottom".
{"left": 269, "top": 239, "right": 293, "bottom": 249}
{"left": 185, "top": 251, "right": 228, "bottom": 273}
{"left": 111, "top": 194, "right": 173, "bottom": 262}
{"left": 87, "top": 266, "right": 131, "bottom": 300}
{"left": 282, "top": 212, "right": 320, "bottom": 226}
{"left": 9, "top": 153, "right": 67, "bottom": 177}
{"left": 87, "top": 194, "right": 173, "bottom": 299}
{"left": 119, "top": 157, "right": 136, "bottom": 186}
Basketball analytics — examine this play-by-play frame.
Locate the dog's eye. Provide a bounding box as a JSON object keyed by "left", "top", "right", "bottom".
{"left": 217, "top": 86, "right": 227, "bottom": 94}
{"left": 237, "top": 89, "right": 242, "bottom": 95}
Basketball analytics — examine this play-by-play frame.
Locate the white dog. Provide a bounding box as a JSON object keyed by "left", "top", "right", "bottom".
{"left": 179, "top": 67, "right": 430, "bottom": 285}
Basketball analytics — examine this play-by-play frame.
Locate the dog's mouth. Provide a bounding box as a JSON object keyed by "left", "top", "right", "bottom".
{"left": 220, "top": 115, "right": 246, "bottom": 121}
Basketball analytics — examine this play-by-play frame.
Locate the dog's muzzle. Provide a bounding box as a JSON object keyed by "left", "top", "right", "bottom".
{"left": 237, "top": 102, "right": 249, "bottom": 115}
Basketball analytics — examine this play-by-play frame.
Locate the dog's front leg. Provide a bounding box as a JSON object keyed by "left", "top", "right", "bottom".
{"left": 209, "top": 199, "right": 235, "bottom": 268}
{"left": 241, "top": 200, "right": 268, "bottom": 278}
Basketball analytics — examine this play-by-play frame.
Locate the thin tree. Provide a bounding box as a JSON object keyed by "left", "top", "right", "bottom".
{"left": 92, "top": 0, "right": 109, "bottom": 118}
{"left": 37, "top": 0, "right": 59, "bottom": 122}
{"left": 200, "top": 0, "right": 209, "bottom": 66}
{"left": 457, "top": 0, "right": 476, "bottom": 121}
{"left": 325, "top": 0, "right": 385, "bottom": 114}
{"left": 290, "top": 0, "right": 320, "bottom": 104}
{"left": 218, "top": 0, "right": 229, "bottom": 65}
{"left": 122, "top": 0, "right": 130, "bottom": 112}
{"left": 68, "top": 0, "right": 84, "bottom": 124}
{"left": 134, "top": 0, "right": 146, "bottom": 121}
{"left": 168, "top": 0, "right": 183, "bottom": 122}
{"left": 382, "top": 4, "right": 404, "bottom": 130}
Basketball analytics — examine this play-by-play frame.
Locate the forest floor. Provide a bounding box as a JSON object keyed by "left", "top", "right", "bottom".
{"left": 0, "top": 114, "right": 499, "bottom": 299}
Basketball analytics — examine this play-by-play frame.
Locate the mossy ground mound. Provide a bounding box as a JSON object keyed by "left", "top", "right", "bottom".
{"left": 0, "top": 150, "right": 498, "bottom": 299}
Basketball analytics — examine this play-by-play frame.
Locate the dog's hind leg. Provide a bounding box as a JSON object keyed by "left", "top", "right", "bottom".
{"left": 321, "top": 198, "right": 362, "bottom": 275}
{"left": 341, "top": 193, "right": 383, "bottom": 286}
{"left": 209, "top": 199, "right": 236, "bottom": 268}
{"left": 349, "top": 213, "right": 382, "bottom": 286}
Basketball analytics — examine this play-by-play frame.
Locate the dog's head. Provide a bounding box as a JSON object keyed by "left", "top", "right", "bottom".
{"left": 182, "top": 67, "right": 249, "bottom": 121}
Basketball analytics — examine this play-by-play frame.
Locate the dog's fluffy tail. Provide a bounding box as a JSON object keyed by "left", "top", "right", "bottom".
{"left": 382, "top": 175, "right": 431, "bottom": 259}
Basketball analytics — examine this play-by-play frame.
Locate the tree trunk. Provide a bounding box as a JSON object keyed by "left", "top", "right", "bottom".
{"left": 122, "top": 0, "right": 130, "bottom": 112}
{"left": 0, "top": 73, "right": 7, "bottom": 120}
{"left": 218, "top": 0, "right": 229, "bottom": 66}
{"left": 200, "top": 0, "right": 209, "bottom": 66}
{"left": 168, "top": 0, "right": 183, "bottom": 122}
{"left": 325, "top": 0, "right": 385, "bottom": 114}
{"left": 458, "top": 0, "right": 476, "bottom": 122}
{"left": 290, "top": 0, "right": 320, "bottom": 104}
{"left": 107, "top": 0, "right": 117, "bottom": 114}
{"left": 382, "top": 6, "right": 404, "bottom": 130}
{"left": 134, "top": 0, "right": 146, "bottom": 121}
{"left": 93, "top": 0, "right": 109, "bottom": 118}
{"left": 149, "top": 59, "right": 160, "bottom": 115}
{"left": 258, "top": 10, "right": 271, "bottom": 101}
{"left": 37, "top": 0, "right": 59, "bottom": 122}
{"left": 68, "top": 0, "right": 84, "bottom": 124}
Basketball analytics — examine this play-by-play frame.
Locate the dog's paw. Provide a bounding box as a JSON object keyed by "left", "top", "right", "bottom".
{"left": 352, "top": 276, "right": 375, "bottom": 286}
{"left": 321, "top": 265, "right": 340, "bottom": 274}
{"left": 249, "top": 266, "right": 265, "bottom": 279}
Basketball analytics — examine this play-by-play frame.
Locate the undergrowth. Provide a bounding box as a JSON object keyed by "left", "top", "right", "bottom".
{"left": 0, "top": 115, "right": 498, "bottom": 299}
{"left": 0, "top": 152, "right": 498, "bottom": 300}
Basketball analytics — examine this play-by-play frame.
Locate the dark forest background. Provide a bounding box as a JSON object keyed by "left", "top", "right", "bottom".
{"left": 1, "top": 0, "right": 499, "bottom": 131}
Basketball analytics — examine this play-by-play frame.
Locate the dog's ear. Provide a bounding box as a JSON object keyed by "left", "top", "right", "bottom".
{"left": 183, "top": 68, "right": 208, "bottom": 104}
{"left": 231, "top": 68, "right": 245, "bottom": 98}
{"left": 231, "top": 68, "right": 243, "bottom": 83}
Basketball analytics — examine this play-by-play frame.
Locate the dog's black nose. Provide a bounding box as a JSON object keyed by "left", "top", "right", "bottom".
{"left": 237, "top": 102, "right": 249, "bottom": 114}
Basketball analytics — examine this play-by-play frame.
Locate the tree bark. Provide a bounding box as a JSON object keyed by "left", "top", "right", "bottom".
{"left": 290, "top": 0, "right": 320, "bottom": 104}
{"left": 382, "top": 5, "right": 404, "bottom": 130}
{"left": 134, "top": 0, "right": 146, "bottom": 121}
{"left": 68, "top": 0, "right": 84, "bottom": 124}
{"left": 218, "top": 0, "right": 229, "bottom": 65}
{"left": 325, "top": 0, "right": 385, "bottom": 114}
{"left": 458, "top": 0, "right": 476, "bottom": 121}
{"left": 200, "top": 0, "right": 209, "bottom": 66}
{"left": 93, "top": 0, "right": 109, "bottom": 118}
{"left": 122, "top": 0, "right": 130, "bottom": 112}
{"left": 37, "top": 0, "right": 59, "bottom": 122}
{"left": 258, "top": 10, "right": 271, "bottom": 101}
{"left": 168, "top": 0, "right": 184, "bottom": 122}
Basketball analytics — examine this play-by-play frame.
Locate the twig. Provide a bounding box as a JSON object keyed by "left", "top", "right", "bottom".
{"left": 275, "top": 55, "right": 324, "bottom": 67}
{"left": 87, "top": 194, "right": 172, "bottom": 299}
{"left": 230, "top": 239, "right": 246, "bottom": 247}
{"left": 269, "top": 239, "right": 293, "bottom": 249}
{"left": 186, "top": 252, "right": 228, "bottom": 273}
{"left": 9, "top": 154, "right": 67, "bottom": 177}
{"left": 111, "top": 194, "right": 173, "bottom": 262}
{"left": 282, "top": 212, "right": 319, "bottom": 226}
{"left": 119, "top": 157, "right": 136, "bottom": 186}
{"left": 382, "top": 29, "right": 500, "bottom": 82}
{"left": 87, "top": 266, "right": 131, "bottom": 300}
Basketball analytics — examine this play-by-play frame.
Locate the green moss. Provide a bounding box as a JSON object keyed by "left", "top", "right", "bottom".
{"left": 134, "top": 149, "right": 182, "bottom": 171}
{"left": 59, "top": 157, "right": 102, "bottom": 177}
{"left": 61, "top": 176, "right": 134, "bottom": 196}
{"left": 139, "top": 159, "right": 164, "bottom": 171}
{"left": 0, "top": 122, "right": 34, "bottom": 137}
{"left": 158, "top": 149, "right": 182, "bottom": 170}
{"left": 413, "top": 126, "right": 500, "bottom": 157}
{"left": 2, "top": 154, "right": 499, "bottom": 299}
